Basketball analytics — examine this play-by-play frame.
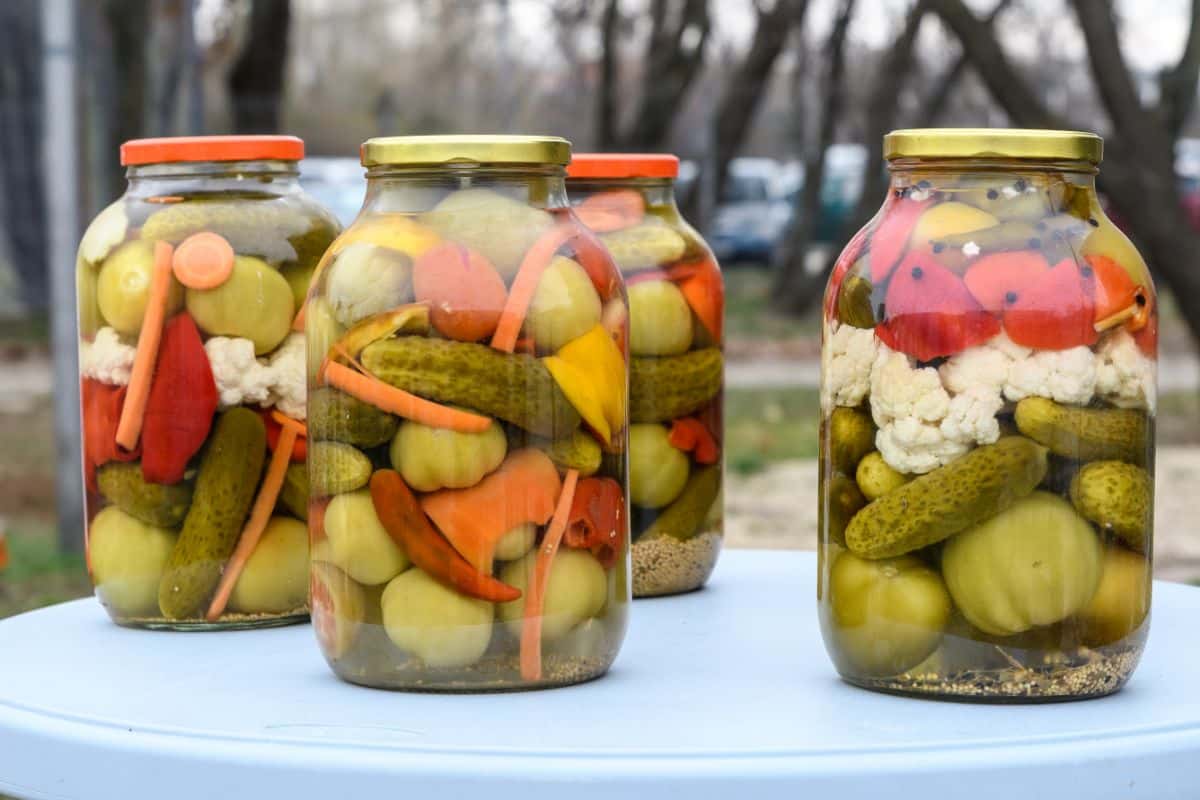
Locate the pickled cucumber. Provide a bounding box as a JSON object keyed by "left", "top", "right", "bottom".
{"left": 844, "top": 436, "right": 1048, "bottom": 559}
{"left": 308, "top": 387, "right": 399, "bottom": 448}
{"left": 1070, "top": 461, "right": 1152, "bottom": 552}
{"left": 599, "top": 223, "right": 687, "bottom": 270}
{"left": 823, "top": 472, "right": 867, "bottom": 547}
{"left": 277, "top": 463, "right": 309, "bottom": 521}
{"left": 157, "top": 408, "right": 266, "bottom": 619}
{"left": 360, "top": 337, "right": 581, "bottom": 438}
{"left": 1014, "top": 397, "right": 1148, "bottom": 464}
{"left": 829, "top": 407, "right": 875, "bottom": 474}
{"left": 629, "top": 348, "right": 723, "bottom": 423}
{"left": 530, "top": 431, "right": 603, "bottom": 476}
{"left": 97, "top": 462, "right": 193, "bottom": 528}
{"left": 836, "top": 273, "right": 876, "bottom": 329}
{"left": 141, "top": 199, "right": 312, "bottom": 264}
{"left": 309, "top": 441, "right": 372, "bottom": 496}
{"left": 855, "top": 451, "right": 910, "bottom": 501}
{"left": 90, "top": 506, "right": 177, "bottom": 618}
{"left": 185, "top": 255, "right": 295, "bottom": 355}
{"left": 637, "top": 464, "right": 720, "bottom": 542}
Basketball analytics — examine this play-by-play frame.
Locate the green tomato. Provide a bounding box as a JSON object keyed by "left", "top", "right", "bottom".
{"left": 76, "top": 257, "right": 105, "bottom": 338}
{"left": 629, "top": 423, "right": 690, "bottom": 508}
{"left": 498, "top": 549, "right": 607, "bottom": 641}
{"left": 493, "top": 523, "right": 537, "bottom": 561}
{"left": 186, "top": 255, "right": 294, "bottom": 355}
{"left": 828, "top": 549, "right": 951, "bottom": 677}
{"left": 1078, "top": 546, "right": 1150, "bottom": 647}
{"left": 325, "top": 242, "right": 414, "bottom": 326}
{"left": 228, "top": 516, "right": 309, "bottom": 614}
{"left": 325, "top": 490, "right": 410, "bottom": 585}
{"left": 381, "top": 567, "right": 494, "bottom": 668}
{"left": 96, "top": 240, "right": 184, "bottom": 336}
{"left": 942, "top": 491, "right": 1103, "bottom": 636}
{"left": 389, "top": 415, "right": 507, "bottom": 492}
{"left": 89, "top": 505, "right": 177, "bottom": 618}
{"left": 421, "top": 187, "right": 554, "bottom": 280}
{"left": 524, "top": 256, "right": 602, "bottom": 352}
{"left": 628, "top": 280, "right": 694, "bottom": 357}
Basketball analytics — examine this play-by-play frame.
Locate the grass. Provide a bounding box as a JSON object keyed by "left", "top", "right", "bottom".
{"left": 0, "top": 516, "right": 90, "bottom": 619}
{"left": 724, "top": 386, "right": 821, "bottom": 475}
{"left": 723, "top": 266, "right": 821, "bottom": 350}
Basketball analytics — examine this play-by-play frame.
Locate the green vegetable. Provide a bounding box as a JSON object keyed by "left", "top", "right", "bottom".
{"left": 157, "top": 408, "right": 265, "bottom": 619}
{"left": 855, "top": 452, "right": 910, "bottom": 501}
{"left": 524, "top": 256, "right": 602, "bottom": 353}
{"left": 76, "top": 258, "right": 105, "bottom": 337}
{"left": 96, "top": 240, "right": 185, "bottom": 336}
{"left": 498, "top": 549, "right": 607, "bottom": 640}
{"left": 141, "top": 199, "right": 312, "bottom": 264}
{"left": 836, "top": 273, "right": 876, "bottom": 329}
{"left": 628, "top": 280, "right": 694, "bottom": 357}
{"left": 185, "top": 255, "right": 295, "bottom": 355}
{"left": 389, "top": 415, "right": 507, "bottom": 492}
{"left": 420, "top": 188, "right": 555, "bottom": 280}
{"left": 638, "top": 464, "right": 720, "bottom": 542}
{"left": 630, "top": 348, "right": 723, "bottom": 423}
{"left": 308, "top": 387, "right": 399, "bottom": 448}
{"left": 1070, "top": 461, "right": 1152, "bottom": 552}
{"left": 277, "top": 463, "right": 309, "bottom": 521}
{"left": 1014, "top": 397, "right": 1148, "bottom": 464}
{"left": 844, "top": 436, "right": 1048, "bottom": 559}
{"left": 529, "top": 431, "right": 603, "bottom": 476}
{"left": 629, "top": 423, "right": 691, "bottom": 508}
{"left": 227, "top": 516, "right": 309, "bottom": 614}
{"left": 324, "top": 242, "right": 414, "bottom": 326}
{"left": 829, "top": 407, "right": 875, "bottom": 474}
{"left": 90, "top": 506, "right": 177, "bottom": 618}
{"left": 381, "top": 567, "right": 494, "bottom": 668}
{"left": 822, "top": 472, "right": 867, "bottom": 547}
{"left": 309, "top": 441, "right": 373, "bottom": 496}
{"left": 324, "top": 490, "right": 410, "bottom": 585}
{"left": 97, "top": 462, "right": 193, "bottom": 528}
{"left": 599, "top": 223, "right": 687, "bottom": 271}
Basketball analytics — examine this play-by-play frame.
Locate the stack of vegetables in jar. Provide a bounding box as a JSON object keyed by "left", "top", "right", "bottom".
{"left": 305, "top": 136, "right": 630, "bottom": 690}
{"left": 78, "top": 136, "right": 340, "bottom": 628}
{"left": 819, "top": 129, "right": 1155, "bottom": 701}
{"left": 567, "top": 154, "right": 724, "bottom": 598}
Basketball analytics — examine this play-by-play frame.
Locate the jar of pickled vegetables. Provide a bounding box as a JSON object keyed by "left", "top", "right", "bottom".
{"left": 306, "top": 135, "right": 630, "bottom": 690}
{"left": 77, "top": 135, "right": 340, "bottom": 629}
{"left": 819, "top": 129, "right": 1155, "bottom": 701}
{"left": 567, "top": 154, "right": 724, "bottom": 598}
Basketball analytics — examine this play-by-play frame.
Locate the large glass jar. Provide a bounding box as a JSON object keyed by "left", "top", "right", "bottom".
{"left": 306, "top": 136, "right": 631, "bottom": 691}
{"left": 567, "top": 155, "right": 724, "bottom": 598}
{"left": 818, "top": 129, "right": 1155, "bottom": 701}
{"left": 77, "top": 135, "right": 340, "bottom": 629}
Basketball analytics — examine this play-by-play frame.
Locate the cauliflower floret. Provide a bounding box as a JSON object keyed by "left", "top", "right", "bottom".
{"left": 820, "top": 321, "right": 877, "bottom": 413}
{"left": 80, "top": 327, "right": 136, "bottom": 385}
{"left": 940, "top": 384, "right": 1004, "bottom": 445}
{"left": 1003, "top": 346, "right": 1096, "bottom": 405}
{"left": 326, "top": 242, "right": 414, "bottom": 326}
{"left": 876, "top": 418, "right": 970, "bottom": 476}
{"left": 1095, "top": 330, "right": 1156, "bottom": 412}
{"left": 204, "top": 336, "right": 275, "bottom": 409}
{"left": 939, "top": 332, "right": 1030, "bottom": 395}
{"left": 266, "top": 332, "right": 307, "bottom": 420}
{"left": 870, "top": 348, "right": 950, "bottom": 425}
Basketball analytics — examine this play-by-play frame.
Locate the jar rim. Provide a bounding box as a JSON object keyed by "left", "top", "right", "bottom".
{"left": 884, "top": 128, "right": 1103, "bottom": 164}
{"left": 361, "top": 135, "right": 571, "bottom": 168}
{"left": 120, "top": 135, "right": 304, "bottom": 165}
{"left": 566, "top": 153, "right": 679, "bottom": 179}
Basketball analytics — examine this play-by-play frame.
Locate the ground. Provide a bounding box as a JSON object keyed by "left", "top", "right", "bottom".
{"left": 1, "top": 267, "right": 1197, "bottom": 618}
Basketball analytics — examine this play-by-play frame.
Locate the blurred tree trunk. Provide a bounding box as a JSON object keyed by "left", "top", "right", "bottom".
{"left": 928, "top": 0, "right": 1200, "bottom": 344}
{"left": 596, "top": 0, "right": 621, "bottom": 149}
{"left": 0, "top": 0, "right": 48, "bottom": 311}
{"left": 228, "top": 0, "right": 291, "bottom": 134}
{"left": 770, "top": 0, "right": 857, "bottom": 313}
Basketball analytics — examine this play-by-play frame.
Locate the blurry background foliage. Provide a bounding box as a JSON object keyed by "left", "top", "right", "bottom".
{"left": 4, "top": 0, "right": 1200, "bottom": 617}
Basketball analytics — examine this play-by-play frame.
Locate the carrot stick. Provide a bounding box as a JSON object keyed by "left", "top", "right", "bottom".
{"left": 116, "top": 241, "right": 174, "bottom": 451}
{"left": 490, "top": 224, "right": 574, "bottom": 353}
{"left": 271, "top": 409, "right": 307, "bottom": 438}
{"left": 520, "top": 468, "right": 580, "bottom": 682}
{"left": 323, "top": 360, "right": 492, "bottom": 433}
{"left": 205, "top": 416, "right": 302, "bottom": 621}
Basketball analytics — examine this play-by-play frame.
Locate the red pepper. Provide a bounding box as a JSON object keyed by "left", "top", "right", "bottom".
{"left": 563, "top": 477, "right": 625, "bottom": 569}
{"left": 140, "top": 314, "right": 218, "bottom": 484}
{"left": 668, "top": 258, "right": 723, "bottom": 342}
{"left": 81, "top": 378, "right": 141, "bottom": 493}
{"left": 262, "top": 410, "right": 307, "bottom": 462}
{"left": 668, "top": 417, "right": 720, "bottom": 465}
{"left": 369, "top": 469, "right": 522, "bottom": 603}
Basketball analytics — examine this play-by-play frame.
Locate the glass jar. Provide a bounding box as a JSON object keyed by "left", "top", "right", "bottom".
{"left": 818, "top": 129, "right": 1156, "bottom": 701}
{"left": 567, "top": 155, "right": 724, "bottom": 598}
{"left": 77, "top": 135, "right": 340, "bottom": 629}
{"left": 306, "top": 135, "right": 631, "bottom": 691}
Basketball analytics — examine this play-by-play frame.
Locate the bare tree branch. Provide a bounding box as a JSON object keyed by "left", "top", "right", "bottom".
{"left": 1160, "top": 0, "right": 1200, "bottom": 137}
{"left": 228, "top": 0, "right": 291, "bottom": 134}
{"left": 596, "top": 0, "right": 621, "bottom": 149}
{"left": 922, "top": 0, "right": 1015, "bottom": 122}
{"left": 622, "top": 0, "right": 711, "bottom": 149}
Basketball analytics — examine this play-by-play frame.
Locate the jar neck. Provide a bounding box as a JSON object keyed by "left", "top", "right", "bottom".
{"left": 125, "top": 159, "right": 301, "bottom": 198}
{"left": 568, "top": 177, "right": 677, "bottom": 208}
{"left": 887, "top": 158, "right": 1098, "bottom": 191}
{"left": 363, "top": 164, "right": 569, "bottom": 211}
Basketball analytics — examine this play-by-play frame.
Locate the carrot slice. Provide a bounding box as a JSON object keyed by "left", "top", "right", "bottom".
{"left": 204, "top": 415, "right": 302, "bottom": 620}
{"left": 172, "top": 231, "right": 235, "bottom": 289}
{"left": 490, "top": 224, "right": 575, "bottom": 353}
{"left": 322, "top": 360, "right": 492, "bottom": 433}
{"left": 115, "top": 241, "right": 175, "bottom": 451}
{"left": 520, "top": 468, "right": 580, "bottom": 681}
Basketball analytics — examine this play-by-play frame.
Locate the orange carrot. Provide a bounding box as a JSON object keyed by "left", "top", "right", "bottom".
{"left": 172, "top": 231, "right": 235, "bottom": 289}
{"left": 322, "top": 360, "right": 492, "bottom": 433}
{"left": 116, "top": 241, "right": 175, "bottom": 451}
{"left": 670, "top": 258, "right": 723, "bottom": 342}
{"left": 569, "top": 223, "right": 622, "bottom": 301}
{"left": 205, "top": 415, "right": 302, "bottom": 621}
{"left": 271, "top": 409, "right": 307, "bottom": 438}
{"left": 574, "top": 189, "right": 645, "bottom": 233}
{"left": 521, "top": 468, "right": 580, "bottom": 681}
{"left": 668, "top": 417, "right": 720, "bottom": 464}
{"left": 420, "top": 449, "right": 562, "bottom": 573}
{"left": 490, "top": 224, "right": 575, "bottom": 353}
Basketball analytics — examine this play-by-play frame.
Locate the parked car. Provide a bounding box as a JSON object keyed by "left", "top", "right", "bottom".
{"left": 300, "top": 156, "right": 366, "bottom": 227}
{"left": 707, "top": 158, "right": 797, "bottom": 263}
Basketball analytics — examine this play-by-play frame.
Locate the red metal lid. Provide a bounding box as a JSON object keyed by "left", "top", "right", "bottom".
{"left": 121, "top": 135, "right": 305, "bottom": 166}
{"left": 566, "top": 153, "right": 679, "bottom": 179}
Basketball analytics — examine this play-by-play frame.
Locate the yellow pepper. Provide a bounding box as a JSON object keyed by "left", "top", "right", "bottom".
{"left": 543, "top": 324, "right": 626, "bottom": 446}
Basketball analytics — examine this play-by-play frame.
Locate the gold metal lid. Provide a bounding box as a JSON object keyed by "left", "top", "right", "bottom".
{"left": 360, "top": 135, "right": 571, "bottom": 168}
{"left": 884, "top": 128, "right": 1103, "bottom": 164}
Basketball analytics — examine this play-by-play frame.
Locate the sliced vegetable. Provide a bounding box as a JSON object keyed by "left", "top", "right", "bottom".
{"left": 1004, "top": 259, "right": 1097, "bottom": 350}
{"left": 322, "top": 360, "right": 491, "bottom": 433}
{"left": 140, "top": 314, "right": 217, "bottom": 485}
{"left": 116, "top": 241, "right": 175, "bottom": 451}
{"left": 521, "top": 468, "right": 580, "bottom": 681}
{"left": 563, "top": 476, "right": 624, "bottom": 568}
{"left": 172, "top": 231, "right": 235, "bottom": 290}
{"left": 668, "top": 417, "right": 719, "bottom": 464}
{"left": 542, "top": 324, "right": 625, "bottom": 446}
{"left": 412, "top": 243, "right": 507, "bottom": 342}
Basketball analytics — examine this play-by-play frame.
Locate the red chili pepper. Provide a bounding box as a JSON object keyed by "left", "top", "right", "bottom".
{"left": 369, "top": 469, "right": 522, "bottom": 603}
{"left": 140, "top": 314, "right": 218, "bottom": 484}
{"left": 668, "top": 417, "right": 720, "bottom": 465}
{"left": 81, "top": 378, "right": 141, "bottom": 493}
{"left": 563, "top": 477, "right": 625, "bottom": 569}
{"left": 262, "top": 410, "right": 307, "bottom": 462}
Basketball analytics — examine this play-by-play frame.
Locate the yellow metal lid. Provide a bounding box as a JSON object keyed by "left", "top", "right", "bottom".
{"left": 360, "top": 135, "right": 572, "bottom": 168}
{"left": 884, "top": 128, "right": 1103, "bottom": 164}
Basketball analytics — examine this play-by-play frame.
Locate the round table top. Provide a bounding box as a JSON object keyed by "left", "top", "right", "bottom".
{"left": 1, "top": 549, "right": 1198, "bottom": 800}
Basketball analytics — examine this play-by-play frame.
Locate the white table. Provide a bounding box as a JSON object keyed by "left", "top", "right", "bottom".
{"left": 1, "top": 550, "right": 1199, "bottom": 799}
